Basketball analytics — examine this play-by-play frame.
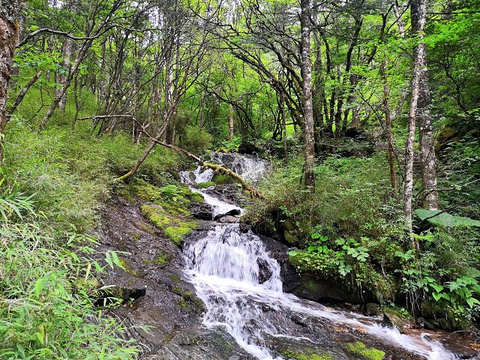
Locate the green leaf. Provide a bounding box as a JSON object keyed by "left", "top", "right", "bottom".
{"left": 466, "top": 297, "right": 480, "bottom": 308}
{"left": 414, "top": 209, "right": 480, "bottom": 227}
{"left": 431, "top": 283, "right": 444, "bottom": 293}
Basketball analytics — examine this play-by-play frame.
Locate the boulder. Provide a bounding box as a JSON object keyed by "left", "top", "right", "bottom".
{"left": 382, "top": 313, "right": 407, "bottom": 333}
{"left": 190, "top": 202, "right": 214, "bottom": 220}
{"left": 290, "top": 273, "right": 376, "bottom": 304}
{"left": 364, "top": 302, "right": 380, "bottom": 316}
{"left": 218, "top": 215, "right": 239, "bottom": 223}
{"left": 214, "top": 208, "right": 241, "bottom": 221}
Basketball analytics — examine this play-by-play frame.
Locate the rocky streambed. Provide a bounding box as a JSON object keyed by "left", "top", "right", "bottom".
{"left": 96, "top": 153, "right": 479, "bottom": 360}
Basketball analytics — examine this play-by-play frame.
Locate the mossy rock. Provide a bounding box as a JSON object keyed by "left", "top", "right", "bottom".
{"left": 131, "top": 179, "right": 201, "bottom": 214}
{"left": 171, "top": 285, "right": 205, "bottom": 313}
{"left": 281, "top": 349, "right": 332, "bottom": 360}
{"left": 345, "top": 342, "right": 385, "bottom": 360}
{"left": 144, "top": 253, "right": 172, "bottom": 267}
{"left": 140, "top": 204, "right": 172, "bottom": 228}
{"left": 164, "top": 221, "right": 197, "bottom": 246}
{"left": 213, "top": 173, "right": 233, "bottom": 185}
{"left": 118, "top": 257, "right": 138, "bottom": 276}
{"left": 195, "top": 181, "right": 216, "bottom": 189}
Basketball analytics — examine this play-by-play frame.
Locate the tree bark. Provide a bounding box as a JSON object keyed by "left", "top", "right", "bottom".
{"left": 0, "top": 0, "right": 20, "bottom": 166}
{"left": 57, "top": 38, "right": 73, "bottom": 111}
{"left": 300, "top": 0, "right": 315, "bottom": 192}
{"left": 228, "top": 104, "right": 234, "bottom": 140}
{"left": 405, "top": 0, "right": 435, "bottom": 245}
{"left": 9, "top": 70, "right": 42, "bottom": 115}
{"left": 381, "top": 60, "right": 397, "bottom": 191}
{"left": 411, "top": 0, "right": 438, "bottom": 210}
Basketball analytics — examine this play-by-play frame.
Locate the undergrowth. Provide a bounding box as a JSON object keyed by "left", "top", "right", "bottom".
{"left": 247, "top": 154, "right": 480, "bottom": 328}
{"left": 0, "top": 114, "right": 183, "bottom": 358}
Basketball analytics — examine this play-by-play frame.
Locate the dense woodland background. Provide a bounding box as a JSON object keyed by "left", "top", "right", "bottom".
{"left": 0, "top": 0, "right": 479, "bottom": 358}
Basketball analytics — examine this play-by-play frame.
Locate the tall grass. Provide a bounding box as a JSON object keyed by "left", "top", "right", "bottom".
{"left": 0, "top": 83, "right": 183, "bottom": 358}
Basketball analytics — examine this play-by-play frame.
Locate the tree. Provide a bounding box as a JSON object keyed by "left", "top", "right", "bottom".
{"left": 405, "top": 0, "right": 436, "bottom": 242}
{"left": 411, "top": 0, "right": 438, "bottom": 210}
{"left": 0, "top": 0, "right": 20, "bottom": 166}
{"left": 301, "top": 0, "right": 315, "bottom": 191}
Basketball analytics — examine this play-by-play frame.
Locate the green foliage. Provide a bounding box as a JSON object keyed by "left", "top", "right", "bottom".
{"left": 195, "top": 181, "right": 216, "bottom": 189}
{"left": 0, "top": 116, "right": 181, "bottom": 357}
{"left": 180, "top": 125, "right": 213, "bottom": 154}
{"left": 0, "top": 203, "right": 138, "bottom": 359}
{"left": 4, "top": 120, "right": 180, "bottom": 232}
{"left": 398, "top": 227, "right": 480, "bottom": 320}
{"left": 248, "top": 155, "right": 403, "bottom": 300}
{"left": 414, "top": 209, "right": 480, "bottom": 227}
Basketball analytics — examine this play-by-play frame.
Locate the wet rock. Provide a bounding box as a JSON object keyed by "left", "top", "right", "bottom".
{"left": 290, "top": 273, "right": 376, "bottom": 305}
{"left": 259, "top": 235, "right": 302, "bottom": 292}
{"left": 239, "top": 223, "right": 250, "bottom": 233}
{"left": 364, "top": 302, "right": 380, "bottom": 316}
{"left": 214, "top": 208, "right": 241, "bottom": 221}
{"left": 257, "top": 258, "right": 273, "bottom": 284}
{"left": 190, "top": 202, "right": 214, "bottom": 220}
{"left": 382, "top": 313, "right": 406, "bottom": 333}
{"left": 218, "top": 215, "right": 239, "bottom": 223}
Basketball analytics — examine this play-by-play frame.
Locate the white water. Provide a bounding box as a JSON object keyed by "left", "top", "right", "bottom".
{"left": 182, "top": 153, "right": 457, "bottom": 360}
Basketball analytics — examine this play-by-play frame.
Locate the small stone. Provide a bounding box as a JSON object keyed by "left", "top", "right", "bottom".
{"left": 219, "top": 215, "right": 239, "bottom": 223}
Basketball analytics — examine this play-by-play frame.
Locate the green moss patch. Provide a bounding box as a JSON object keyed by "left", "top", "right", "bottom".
{"left": 281, "top": 349, "right": 332, "bottom": 360}
{"left": 118, "top": 257, "right": 138, "bottom": 276}
{"left": 130, "top": 179, "right": 202, "bottom": 215}
{"left": 144, "top": 253, "right": 172, "bottom": 267}
{"left": 164, "top": 221, "right": 197, "bottom": 245}
{"left": 171, "top": 285, "right": 205, "bottom": 313}
{"left": 141, "top": 204, "right": 197, "bottom": 246}
{"left": 195, "top": 181, "right": 216, "bottom": 189}
{"left": 140, "top": 204, "right": 171, "bottom": 228}
{"left": 345, "top": 342, "right": 385, "bottom": 360}
{"left": 213, "top": 173, "right": 233, "bottom": 185}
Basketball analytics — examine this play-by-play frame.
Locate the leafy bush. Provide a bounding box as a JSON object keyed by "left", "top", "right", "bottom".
{"left": 181, "top": 125, "right": 213, "bottom": 154}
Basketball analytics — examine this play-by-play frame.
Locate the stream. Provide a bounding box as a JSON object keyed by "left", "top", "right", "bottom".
{"left": 180, "top": 153, "right": 458, "bottom": 360}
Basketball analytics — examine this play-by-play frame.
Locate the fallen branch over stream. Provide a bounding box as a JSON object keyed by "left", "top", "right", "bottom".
{"left": 79, "top": 114, "right": 263, "bottom": 198}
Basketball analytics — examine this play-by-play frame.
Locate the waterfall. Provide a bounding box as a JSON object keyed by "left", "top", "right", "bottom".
{"left": 181, "top": 153, "right": 457, "bottom": 360}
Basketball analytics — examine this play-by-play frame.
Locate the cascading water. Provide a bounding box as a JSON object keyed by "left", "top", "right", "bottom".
{"left": 181, "top": 153, "right": 457, "bottom": 360}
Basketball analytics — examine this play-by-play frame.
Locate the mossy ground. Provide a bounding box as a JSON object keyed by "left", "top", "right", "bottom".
{"left": 133, "top": 181, "right": 200, "bottom": 246}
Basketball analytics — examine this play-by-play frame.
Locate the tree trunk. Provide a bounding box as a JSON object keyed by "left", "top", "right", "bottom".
{"left": 411, "top": 0, "right": 438, "bottom": 210}
{"left": 39, "top": 40, "right": 92, "bottom": 130}
{"left": 300, "top": 0, "right": 315, "bottom": 191}
{"left": 381, "top": 60, "right": 397, "bottom": 191}
{"left": 228, "top": 104, "right": 234, "bottom": 140}
{"left": 0, "top": 0, "right": 20, "bottom": 166}
{"left": 57, "top": 38, "right": 73, "bottom": 111}
{"left": 405, "top": 0, "right": 434, "bottom": 245}
{"left": 9, "top": 70, "right": 42, "bottom": 115}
